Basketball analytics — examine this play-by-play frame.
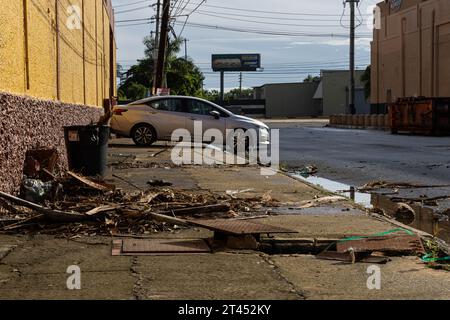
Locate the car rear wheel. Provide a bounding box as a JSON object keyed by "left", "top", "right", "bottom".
{"left": 131, "top": 124, "right": 156, "bottom": 146}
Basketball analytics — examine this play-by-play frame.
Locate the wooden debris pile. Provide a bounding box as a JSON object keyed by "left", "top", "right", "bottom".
{"left": 0, "top": 172, "right": 277, "bottom": 237}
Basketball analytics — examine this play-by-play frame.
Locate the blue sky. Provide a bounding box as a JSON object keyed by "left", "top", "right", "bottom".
{"left": 112, "top": 0, "right": 379, "bottom": 90}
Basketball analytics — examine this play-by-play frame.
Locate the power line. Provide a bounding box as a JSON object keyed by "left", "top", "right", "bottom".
{"left": 173, "top": 21, "right": 372, "bottom": 38}
{"left": 115, "top": 4, "right": 152, "bottom": 14}
{"left": 116, "top": 18, "right": 153, "bottom": 23}
{"left": 116, "top": 22, "right": 152, "bottom": 28}
{"left": 175, "top": 0, "right": 206, "bottom": 38}
{"left": 184, "top": 1, "right": 371, "bottom": 17}
{"left": 193, "top": 12, "right": 347, "bottom": 28}
{"left": 186, "top": 0, "right": 207, "bottom": 16}
{"left": 193, "top": 9, "right": 356, "bottom": 22}
{"left": 114, "top": 0, "right": 152, "bottom": 8}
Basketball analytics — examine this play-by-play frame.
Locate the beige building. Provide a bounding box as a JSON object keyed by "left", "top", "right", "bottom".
{"left": 254, "top": 82, "right": 321, "bottom": 118}
{"left": 314, "top": 70, "right": 368, "bottom": 116}
{"left": 371, "top": 0, "right": 450, "bottom": 106}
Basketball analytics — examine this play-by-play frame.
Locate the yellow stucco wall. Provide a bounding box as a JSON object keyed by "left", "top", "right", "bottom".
{"left": 0, "top": 1, "right": 26, "bottom": 93}
{"left": 0, "top": 0, "right": 116, "bottom": 108}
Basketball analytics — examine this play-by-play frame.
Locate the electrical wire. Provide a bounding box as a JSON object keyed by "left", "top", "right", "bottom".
{"left": 178, "top": 0, "right": 206, "bottom": 37}
{"left": 116, "top": 18, "right": 153, "bottom": 23}
{"left": 115, "top": 4, "right": 152, "bottom": 14}
{"left": 114, "top": 0, "right": 152, "bottom": 8}
{"left": 173, "top": 21, "right": 372, "bottom": 38}
{"left": 183, "top": 1, "right": 371, "bottom": 17}
{"left": 193, "top": 12, "right": 346, "bottom": 28}
{"left": 192, "top": 9, "right": 355, "bottom": 22}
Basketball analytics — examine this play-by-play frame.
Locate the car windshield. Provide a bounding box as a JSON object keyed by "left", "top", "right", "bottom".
{"left": 186, "top": 99, "right": 230, "bottom": 117}
{"left": 147, "top": 99, "right": 183, "bottom": 112}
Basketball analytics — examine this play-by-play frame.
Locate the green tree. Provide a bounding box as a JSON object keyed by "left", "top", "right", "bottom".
{"left": 199, "top": 89, "right": 220, "bottom": 102}
{"left": 361, "top": 65, "right": 371, "bottom": 100}
{"left": 118, "top": 36, "right": 204, "bottom": 101}
{"left": 124, "top": 83, "right": 148, "bottom": 101}
{"left": 200, "top": 88, "right": 255, "bottom": 104}
{"left": 303, "top": 74, "right": 321, "bottom": 82}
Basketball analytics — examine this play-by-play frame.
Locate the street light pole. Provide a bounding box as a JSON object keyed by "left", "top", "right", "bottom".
{"left": 220, "top": 71, "right": 224, "bottom": 106}
{"left": 184, "top": 39, "right": 188, "bottom": 60}
{"left": 239, "top": 72, "right": 242, "bottom": 96}
{"left": 346, "top": 0, "right": 359, "bottom": 115}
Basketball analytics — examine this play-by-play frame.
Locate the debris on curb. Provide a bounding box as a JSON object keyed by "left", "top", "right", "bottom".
{"left": 314, "top": 229, "right": 431, "bottom": 265}
{"left": 0, "top": 170, "right": 285, "bottom": 237}
{"left": 298, "top": 196, "right": 347, "bottom": 208}
{"left": 68, "top": 171, "right": 114, "bottom": 192}
{"left": 147, "top": 179, "right": 173, "bottom": 187}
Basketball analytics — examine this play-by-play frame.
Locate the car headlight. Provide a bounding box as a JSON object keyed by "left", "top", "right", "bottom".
{"left": 259, "top": 127, "right": 270, "bottom": 142}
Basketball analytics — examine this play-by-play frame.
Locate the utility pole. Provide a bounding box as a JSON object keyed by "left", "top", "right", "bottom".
{"left": 155, "top": 0, "right": 161, "bottom": 44}
{"left": 239, "top": 72, "right": 243, "bottom": 96}
{"left": 152, "top": 0, "right": 161, "bottom": 95}
{"left": 154, "top": 0, "right": 170, "bottom": 91}
{"left": 220, "top": 71, "right": 224, "bottom": 106}
{"left": 346, "top": 0, "right": 359, "bottom": 115}
{"left": 184, "top": 39, "right": 188, "bottom": 60}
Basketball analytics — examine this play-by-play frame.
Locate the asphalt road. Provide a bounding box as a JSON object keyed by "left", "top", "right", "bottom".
{"left": 272, "top": 122, "right": 450, "bottom": 187}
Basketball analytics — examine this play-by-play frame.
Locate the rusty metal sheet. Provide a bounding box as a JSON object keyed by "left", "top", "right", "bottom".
{"left": 189, "top": 219, "right": 297, "bottom": 236}
{"left": 336, "top": 235, "right": 425, "bottom": 255}
{"left": 112, "top": 239, "right": 211, "bottom": 256}
{"left": 316, "top": 251, "right": 390, "bottom": 264}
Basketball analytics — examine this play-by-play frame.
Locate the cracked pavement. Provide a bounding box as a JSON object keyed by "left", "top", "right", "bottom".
{"left": 0, "top": 136, "right": 449, "bottom": 300}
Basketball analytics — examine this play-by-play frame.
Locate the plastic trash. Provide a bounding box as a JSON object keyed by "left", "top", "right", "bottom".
{"left": 21, "top": 179, "right": 53, "bottom": 203}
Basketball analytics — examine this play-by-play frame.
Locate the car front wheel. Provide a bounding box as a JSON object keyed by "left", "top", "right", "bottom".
{"left": 131, "top": 124, "right": 156, "bottom": 146}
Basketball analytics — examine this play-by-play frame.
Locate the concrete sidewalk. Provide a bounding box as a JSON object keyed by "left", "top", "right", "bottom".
{"left": 0, "top": 139, "right": 449, "bottom": 300}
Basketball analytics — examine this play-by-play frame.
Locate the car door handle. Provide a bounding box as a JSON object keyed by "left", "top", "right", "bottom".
{"left": 190, "top": 117, "right": 198, "bottom": 120}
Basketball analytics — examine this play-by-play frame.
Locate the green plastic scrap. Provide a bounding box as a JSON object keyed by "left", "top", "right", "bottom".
{"left": 321, "top": 228, "right": 416, "bottom": 253}
{"left": 421, "top": 254, "right": 450, "bottom": 263}
{"left": 337, "top": 228, "right": 415, "bottom": 243}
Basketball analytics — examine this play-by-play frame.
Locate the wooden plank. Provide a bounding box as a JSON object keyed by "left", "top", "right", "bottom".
{"left": 68, "top": 171, "right": 112, "bottom": 191}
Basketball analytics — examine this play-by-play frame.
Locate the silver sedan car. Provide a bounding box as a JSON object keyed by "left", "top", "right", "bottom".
{"left": 110, "top": 96, "right": 270, "bottom": 148}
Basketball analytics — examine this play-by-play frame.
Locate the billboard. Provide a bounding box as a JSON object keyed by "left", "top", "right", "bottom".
{"left": 212, "top": 54, "right": 261, "bottom": 72}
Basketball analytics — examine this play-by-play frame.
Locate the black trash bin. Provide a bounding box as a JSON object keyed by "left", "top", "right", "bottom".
{"left": 64, "top": 125, "right": 110, "bottom": 177}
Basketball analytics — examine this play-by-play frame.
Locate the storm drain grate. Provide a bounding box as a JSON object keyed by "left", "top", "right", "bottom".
{"left": 112, "top": 239, "right": 211, "bottom": 256}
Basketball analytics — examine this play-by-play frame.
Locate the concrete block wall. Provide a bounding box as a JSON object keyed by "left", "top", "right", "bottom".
{"left": 329, "top": 113, "right": 391, "bottom": 131}
{"left": 0, "top": 92, "right": 103, "bottom": 194}
{"left": 0, "top": 0, "right": 115, "bottom": 193}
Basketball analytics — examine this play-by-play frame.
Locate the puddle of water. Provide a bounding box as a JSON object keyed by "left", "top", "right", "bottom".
{"left": 289, "top": 173, "right": 450, "bottom": 243}
{"left": 291, "top": 174, "right": 372, "bottom": 208}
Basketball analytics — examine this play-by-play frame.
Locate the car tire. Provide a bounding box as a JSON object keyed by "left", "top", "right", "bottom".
{"left": 131, "top": 124, "right": 156, "bottom": 146}
{"left": 226, "top": 129, "right": 253, "bottom": 163}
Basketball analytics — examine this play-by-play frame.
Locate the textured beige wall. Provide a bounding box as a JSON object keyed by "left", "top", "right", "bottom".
{"left": 97, "top": 0, "right": 104, "bottom": 106}
{"left": 372, "top": 0, "right": 450, "bottom": 104}
{"left": 0, "top": 0, "right": 115, "bottom": 107}
{"left": 27, "top": 0, "right": 58, "bottom": 99}
{"left": 0, "top": 1, "right": 26, "bottom": 93}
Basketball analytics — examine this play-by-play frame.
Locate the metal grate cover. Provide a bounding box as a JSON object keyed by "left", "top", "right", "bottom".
{"left": 189, "top": 219, "right": 297, "bottom": 236}
{"left": 112, "top": 239, "right": 211, "bottom": 256}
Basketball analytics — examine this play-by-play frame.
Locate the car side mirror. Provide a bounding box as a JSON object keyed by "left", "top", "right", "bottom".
{"left": 210, "top": 110, "right": 220, "bottom": 119}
